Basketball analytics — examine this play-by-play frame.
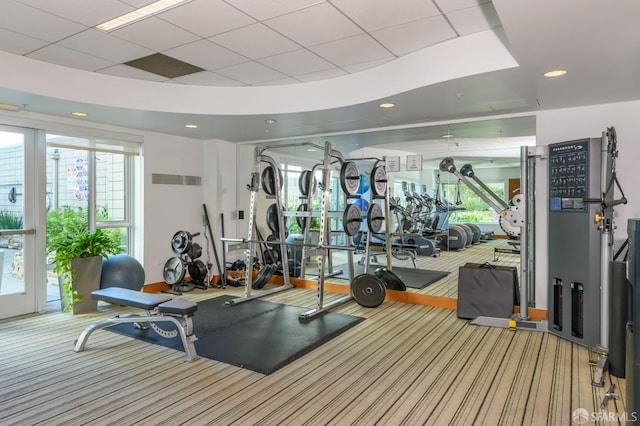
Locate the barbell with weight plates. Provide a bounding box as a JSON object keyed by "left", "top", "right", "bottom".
{"left": 343, "top": 203, "right": 363, "bottom": 236}
{"left": 367, "top": 203, "right": 385, "bottom": 234}
{"left": 340, "top": 161, "right": 361, "bottom": 196}
{"left": 351, "top": 274, "right": 386, "bottom": 307}
{"left": 370, "top": 166, "right": 388, "bottom": 197}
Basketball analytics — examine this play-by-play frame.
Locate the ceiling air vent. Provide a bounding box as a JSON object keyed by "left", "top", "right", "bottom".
{"left": 124, "top": 53, "right": 204, "bottom": 79}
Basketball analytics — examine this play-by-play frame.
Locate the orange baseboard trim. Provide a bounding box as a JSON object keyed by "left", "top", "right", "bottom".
{"left": 143, "top": 275, "right": 548, "bottom": 321}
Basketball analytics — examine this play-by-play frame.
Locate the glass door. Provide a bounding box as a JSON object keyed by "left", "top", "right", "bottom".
{"left": 0, "top": 125, "right": 38, "bottom": 319}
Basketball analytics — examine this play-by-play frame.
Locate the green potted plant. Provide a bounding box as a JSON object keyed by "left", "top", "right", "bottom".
{"left": 46, "top": 207, "right": 123, "bottom": 313}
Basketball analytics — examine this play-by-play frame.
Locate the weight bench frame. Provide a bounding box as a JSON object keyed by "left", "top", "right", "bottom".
{"left": 73, "top": 287, "right": 199, "bottom": 362}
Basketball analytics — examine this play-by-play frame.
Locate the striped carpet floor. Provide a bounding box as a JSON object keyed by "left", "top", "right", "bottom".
{"left": 0, "top": 283, "right": 629, "bottom": 425}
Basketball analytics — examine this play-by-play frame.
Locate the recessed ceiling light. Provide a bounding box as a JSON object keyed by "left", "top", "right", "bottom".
{"left": 544, "top": 69, "right": 567, "bottom": 78}
{"left": 378, "top": 102, "right": 395, "bottom": 108}
{"left": 265, "top": 119, "right": 277, "bottom": 124}
{"left": 96, "top": 0, "right": 191, "bottom": 32}
{"left": 71, "top": 111, "right": 88, "bottom": 117}
{"left": 185, "top": 124, "right": 198, "bottom": 129}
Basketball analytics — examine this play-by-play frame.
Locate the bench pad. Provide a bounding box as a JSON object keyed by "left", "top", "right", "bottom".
{"left": 158, "top": 299, "right": 198, "bottom": 316}
{"left": 92, "top": 287, "right": 172, "bottom": 311}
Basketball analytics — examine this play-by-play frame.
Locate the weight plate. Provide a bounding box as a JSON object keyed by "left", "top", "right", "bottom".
{"left": 499, "top": 212, "right": 521, "bottom": 238}
{"left": 163, "top": 256, "right": 186, "bottom": 285}
{"left": 343, "top": 203, "right": 362, "bottom": 236}
{"left": 261, "top": 166, "right": 282, "bottom": 196}
{"left": 266, "top": 203, "right": 280, "bottom": 233}
{"left": 296, "top": 203, "right": 308, "bottom": 230}
{"left": 171, "top": 230, "right": 192, "bottom": 254}
{"left": 367, "top": 203, "right": 384, "bottom": 234}
{"left": 374, "top": 267, "right": 406, "bottom": 291}
{"left": 340, "top": 161, "right": 361, "bottom": 196}
{"left": 298, "top": 170, "right": 313, "bottom": 197}
{"left": 187, "top": 242, "right": 202, "bottom": 260}
{"left": 370, "top": 166, "right": 387, "bottom": 197}
{"left": 351, "top": 274, "right": 386, "bottom": 307}
{"left": 252, "top": 264, "right": 277, "bottom": 289}
{"left": 188, "top": 259, "right": 208, "bottom": 281}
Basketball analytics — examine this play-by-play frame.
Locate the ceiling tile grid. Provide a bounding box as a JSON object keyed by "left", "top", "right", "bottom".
{"left": 262, "top": 2, "right": 365, "bottom": 48}
{"left": 164, "top": 39, "right": 248, "bottom": 71}
{"left": 57, "top": 28, "right": 154, "bottom": 64}
{"left": 2, "top": 1, "right": 86, "bottom": 42}
{"left": 0, "top": 0, "right": 508, "bottom": 87}
{"left": 329, "top": 0, "right": 441, "bottom": 32}
{"left": 0, "top": 27, "right": 49, "bottom": 55}
{"left": 27, "top": 44, "right": 115, "bottom": 72}
{"left": 156, "top": 0, "right": 256, "bottom": 38}
{"left": 208, "top": 23, "right": 301, "bottom": 60}
{"left": 370, "top": 15, "right": 457, "bottom": 56}
{"left": 15, "top": 0, "right": 134, "bottom": 27}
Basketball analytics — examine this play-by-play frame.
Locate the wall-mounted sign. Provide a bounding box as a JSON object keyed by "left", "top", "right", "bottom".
{"left": 385, "top": 156, "right": 400, "bottom": 172}
{"left": 406, "top": 154, "right": 423, "bottom": 171}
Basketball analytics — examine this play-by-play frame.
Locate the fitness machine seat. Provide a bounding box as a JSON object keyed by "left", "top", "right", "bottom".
{"left": 74, "top": 287, "right": 199, "bottom": 361}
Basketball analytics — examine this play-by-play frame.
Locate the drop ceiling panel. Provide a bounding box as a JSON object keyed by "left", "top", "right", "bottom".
{"left": 0, "top": 28, "right": 49, "bottom": 55}
{"left": 27, "top": 45, "right": 114, "bottom": 71}
{"left": 446, "top": 3, "right": 501, "bottom": 36}
{"left": 296, "top": 67, "right": 348, "bottom": 82}
{"left": 260, "top": 76, "right": 301, "bottom": 85}
{"left": 265, "top": 2, "right": 363, "bottom": 47}
{"left": 258, "top": 49, "right": 334, "bottom": 77}
{"left": 215, "top": 61, "right": 289, "bottom": 85}
{"left": 58, "top": 29, "right": 154, "bottom": 63}
{"left": 171, "top": 71, "right": 245, "bottom": 86}
{"left": 331, "top": 0, "right": 440, "bottom": 32}
{"left": 342, "top": 57, "right": 394, "bottom": 73}
{"left": 110, "top": 17, "right": 200, "bottom": 52}
{"left": 0, "top": 1, "right": 86, "bottom": 42}
{"left": 371, "top": 15, "right": 456, "bottom": 56}
{"left": 15, "top": 0, "right": 134, "bottom": 27}
{"left": 97, "top": 64, "right": 168, "bottom": 82}
{"left": 157, "top": 0, "right": 256, "bottom": 38}
{"left": 434, "top": 0, "right": 492, "bottom": 14}
{"left": 164, "top": 39, "right": 247, "bottom": 70}
{"left": 224, "top": 0, "right": 325, "bottom": 21}
{"left": 209, "top": 23, "right": 301, "bottom": 60}
{"left": 310, "top": 34, "right": 393, "bottom": 68}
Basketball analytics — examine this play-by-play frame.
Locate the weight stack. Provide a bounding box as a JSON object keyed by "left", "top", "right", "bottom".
{"left": 609, "top": 260, "right": 629, "bottom": 377}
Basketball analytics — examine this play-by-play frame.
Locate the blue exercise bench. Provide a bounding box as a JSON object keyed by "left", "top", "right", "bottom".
{"left": 73, "top": 287, "right": 199, "bottom": 361}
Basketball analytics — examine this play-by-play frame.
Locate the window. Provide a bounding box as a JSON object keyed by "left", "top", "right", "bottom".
{"left": 46, "top": 133, "right": 138, "bottom": 255}
{"left": 441, "top": 181, "right": 505, "bottom": 223}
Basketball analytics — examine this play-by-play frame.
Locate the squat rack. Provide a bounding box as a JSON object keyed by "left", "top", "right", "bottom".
{"left": 224, "top": 147, "right": 294, "bottom": 305}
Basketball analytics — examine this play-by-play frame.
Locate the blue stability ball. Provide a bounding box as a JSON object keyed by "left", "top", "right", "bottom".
{"left": 100, "top": 254, "right": 145, "bottom": 290}
{"left": 353, "top": 198, "right": 370, "bottom": 212}
{"left": 357, "top": 174, "right": 370, "bottom": 194}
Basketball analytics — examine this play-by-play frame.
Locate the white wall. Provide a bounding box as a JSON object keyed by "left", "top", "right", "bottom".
{"left": 534, "top": 100, "right": 640, "bottom": 309}
{"left": 142, "top": 134, "right": 204, "bottom": 282}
